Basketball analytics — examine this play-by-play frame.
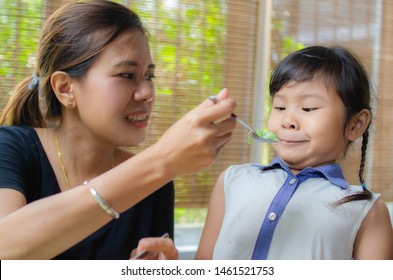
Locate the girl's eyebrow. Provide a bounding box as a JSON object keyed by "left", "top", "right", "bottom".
{"left": 273, "top": 91, "right": 326, "bottom": 103}
{"left": 114, "top": 60, "right": 155, "bottom": 69}
{"left": 300, "top": 93, "right": 325, "bottom": 99}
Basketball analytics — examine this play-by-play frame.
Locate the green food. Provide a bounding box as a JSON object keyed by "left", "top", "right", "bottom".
{"left": 255, "top": 129, "right": 277, "bottom": 140}
{"left": 248, "top": 129, "right": 277, "bottom": 144}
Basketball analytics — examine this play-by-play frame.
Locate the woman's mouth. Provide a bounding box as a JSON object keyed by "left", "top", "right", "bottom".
{"left": 125, "top": 114, "right": 150, "bottom": 128}
{"left": 126, "top": 114, "right": 149, "bottom": 122}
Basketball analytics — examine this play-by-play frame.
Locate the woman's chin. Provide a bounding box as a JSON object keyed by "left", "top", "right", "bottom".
{"left": 118, "top": 134, "right": 145, "bottom": 147}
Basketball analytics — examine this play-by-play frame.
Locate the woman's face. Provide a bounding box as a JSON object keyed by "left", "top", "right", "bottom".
{"left": 267, "top": 79, "right": 349, "bottom": 173}
{"left": 73, "top": 28, "right": 155, "bottom": 147}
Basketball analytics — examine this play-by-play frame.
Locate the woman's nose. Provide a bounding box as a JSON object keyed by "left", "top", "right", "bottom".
{"left": 134, "top": 81, "right": 154, "bottom": 102}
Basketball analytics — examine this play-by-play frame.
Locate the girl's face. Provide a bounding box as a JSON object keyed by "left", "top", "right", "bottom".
{"left": 73, "top": 29, "right": 155, "bottom": 147}
{"left": 268, "top": 79, "right": 349, "bottom": 174}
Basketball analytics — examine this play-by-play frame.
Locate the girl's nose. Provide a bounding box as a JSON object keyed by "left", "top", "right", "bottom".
{"left": 281, "top": 113, "right": 298, "bottom": 130}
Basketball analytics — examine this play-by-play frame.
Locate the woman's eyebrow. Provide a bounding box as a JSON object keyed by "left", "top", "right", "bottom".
{"left": 114, "top": 60, "right": 155, "bottom": 69}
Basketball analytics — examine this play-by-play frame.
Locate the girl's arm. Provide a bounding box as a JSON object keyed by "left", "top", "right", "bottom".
{"left": 353, "top": 197, "right": 393, "bottom": 259}
{"left": 195, "top": 171, "right": 226, "bottom": 259}
{"left": 0, "top": 93, "right": 236, "bottom": 259}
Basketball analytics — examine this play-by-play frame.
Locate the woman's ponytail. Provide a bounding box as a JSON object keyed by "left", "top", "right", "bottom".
{"left": 0, "top": 74, "right": 45, "bottom": 127}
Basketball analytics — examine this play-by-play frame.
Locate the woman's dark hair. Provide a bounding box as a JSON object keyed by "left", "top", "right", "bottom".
{"left": 269, "top": 45, "right": 372, "bottom": 204}
{"left": 0, "top": 0, "right": 147, "bottom": 127}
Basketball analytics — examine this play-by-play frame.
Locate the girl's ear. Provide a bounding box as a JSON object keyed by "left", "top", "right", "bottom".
{"left": 347, "top": 109, "right": 371, "bottom": 141}
{"left": 51, "top": 71, "right": 76, "bottom": 109}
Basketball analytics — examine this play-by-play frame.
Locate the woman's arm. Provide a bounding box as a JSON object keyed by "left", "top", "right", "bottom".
{"left": 0, "top": 92, "right": 236, "bottom": 259}
{"left": 195, "top": 171, "right": 226, "bottom": 260}
{"left": 353, "top": 197, "right": 393, "bottom": 259}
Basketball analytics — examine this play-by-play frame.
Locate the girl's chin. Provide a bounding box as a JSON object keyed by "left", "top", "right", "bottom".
{"left": 278, "top": 157, "right": 308, "bottom": 172}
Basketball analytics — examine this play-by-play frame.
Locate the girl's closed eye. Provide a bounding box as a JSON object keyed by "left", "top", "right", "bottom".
{"left": 274, "top": 106, "right": 286, "bottom": 111}
{"left": 302, "top": 107, "right": 318, "bottom": 112}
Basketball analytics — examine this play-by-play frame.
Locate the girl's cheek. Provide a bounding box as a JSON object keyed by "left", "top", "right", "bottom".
{"left": 267, "top": 113, "right": 277, "bottom": 131}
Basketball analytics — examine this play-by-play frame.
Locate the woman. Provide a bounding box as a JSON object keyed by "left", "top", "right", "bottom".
{"left": 0, "top": 0, "right": 236, "bottom": 259}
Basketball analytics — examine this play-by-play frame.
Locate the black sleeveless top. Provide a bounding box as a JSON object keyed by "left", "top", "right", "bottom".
{"left": 0, "top": 125, "right": 174, "bottom": 259}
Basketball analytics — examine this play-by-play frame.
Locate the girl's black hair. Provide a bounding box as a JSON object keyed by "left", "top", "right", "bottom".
{"left": 269, "top": 45, "right": 372, "bottom": 204}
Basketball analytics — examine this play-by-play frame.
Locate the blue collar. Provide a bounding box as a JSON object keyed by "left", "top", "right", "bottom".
{"left": 253, "top": 157, "right": 348, "bottom": 189}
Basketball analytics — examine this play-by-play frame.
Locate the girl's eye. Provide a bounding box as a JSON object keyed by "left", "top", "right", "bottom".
{"left": 274, "top": 106, "right": 285, "bottom": 111}
{"left": 303, "top": 108, "right": 318, "bottom": 112}
{"left": 145, "top": 74, "right": 155, "bottom": 81}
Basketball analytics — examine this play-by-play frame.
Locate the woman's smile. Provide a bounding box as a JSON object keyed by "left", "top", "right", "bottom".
{"left": 125, "top": 113, "right": 150, "bottom": 128}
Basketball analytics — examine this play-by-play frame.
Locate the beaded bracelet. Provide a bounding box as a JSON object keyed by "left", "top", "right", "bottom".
{"left": 89, "top": 187, "right": 120, "bottom": 219}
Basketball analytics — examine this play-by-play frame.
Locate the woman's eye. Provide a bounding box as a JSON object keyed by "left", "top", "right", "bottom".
{"left": 121, "top": 73, "right": 134, "bottom": 79}
{"left": 274, "top": 106, "right": 285, "bottom": 111}
{"left": 145, "top": 75, "right": 156, "bottom": 81}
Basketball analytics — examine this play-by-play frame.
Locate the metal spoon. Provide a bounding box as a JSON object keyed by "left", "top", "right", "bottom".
{"left": 208, "top": 96, "right": 277, "bottom": 143}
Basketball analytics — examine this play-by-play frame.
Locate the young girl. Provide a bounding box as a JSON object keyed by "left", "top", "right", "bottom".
{"left": 196, "top": 46, "right": 393, "bottom": 260}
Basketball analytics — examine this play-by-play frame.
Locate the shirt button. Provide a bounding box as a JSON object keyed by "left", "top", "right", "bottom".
{"left": 289, "top": 178, "right": 297, "bottom": 184}
{"left": 268, "top": 212, "right": 277, "bottom": 221}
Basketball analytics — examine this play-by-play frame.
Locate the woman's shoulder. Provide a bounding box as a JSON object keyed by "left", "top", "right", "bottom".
{"left": 0, "top": 125, "right": 35, "bottom": 135}
{"left": 0, "top": 125, "right": 38, "bottom": 144}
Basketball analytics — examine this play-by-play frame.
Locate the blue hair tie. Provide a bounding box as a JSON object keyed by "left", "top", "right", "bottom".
{"left": 361, "top": 183, "right": 367, "bottom": 189}
{"left": 28, "top": 73, "right": 40, "bottom": 90}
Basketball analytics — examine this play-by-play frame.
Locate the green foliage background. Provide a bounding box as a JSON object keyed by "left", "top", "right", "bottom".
{"left": 0, "top": 0, "right": 43, "bottom": 104}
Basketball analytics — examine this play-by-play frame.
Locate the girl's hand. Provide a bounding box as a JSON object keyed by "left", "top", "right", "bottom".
{"left": 130, "top": 235, "right": 179, "bottom": 260}
{"left": 155, "top": 88, "right": 237, "bottom": 176}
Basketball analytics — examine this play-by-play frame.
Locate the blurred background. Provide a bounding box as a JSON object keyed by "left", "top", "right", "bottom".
{"left": 1, "top": 0, "right": 392, "bottom": 258}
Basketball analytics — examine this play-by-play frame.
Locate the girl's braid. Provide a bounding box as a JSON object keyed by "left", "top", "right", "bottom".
{"left": 335, "top": 130, "right": 372, "bottom": 206}
{"left": 359, "top": 130, "right": 369, "bottom": 188}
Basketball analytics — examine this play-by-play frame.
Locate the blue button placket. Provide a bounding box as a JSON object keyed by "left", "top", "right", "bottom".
{"left": 249, "top": 157, "right": 348, "bottom": 259}
{"left": 251, "top": 174, "right": 300, "bottom": 260}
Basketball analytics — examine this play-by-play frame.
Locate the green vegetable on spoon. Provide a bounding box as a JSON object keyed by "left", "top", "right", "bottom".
{"left": 248, "top": 129, "right": 277, "bottom": 144}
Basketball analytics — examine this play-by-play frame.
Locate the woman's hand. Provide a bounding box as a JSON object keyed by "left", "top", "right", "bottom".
{"left": 155, "top": 88, "right": 237, "bottom": 176}
{"left": 130, "top": 235, "right": 179, "bottom": 260}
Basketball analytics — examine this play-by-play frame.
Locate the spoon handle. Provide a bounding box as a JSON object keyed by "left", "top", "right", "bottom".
{"left": 230, "top": 113, "right": 255, "bottom": 133}
{"left": 208, "top": 96, "right": 277, "bottom": 143}
{"left": 208, "top": 96, "right": 255, "bottom": 133}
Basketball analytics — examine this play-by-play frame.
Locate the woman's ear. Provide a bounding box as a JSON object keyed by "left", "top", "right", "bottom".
{"left": 347, "top": 109, "right": 371, "bottom": 141}
{"left": 51, "top": 71, "right": 76, "bottom": 109}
